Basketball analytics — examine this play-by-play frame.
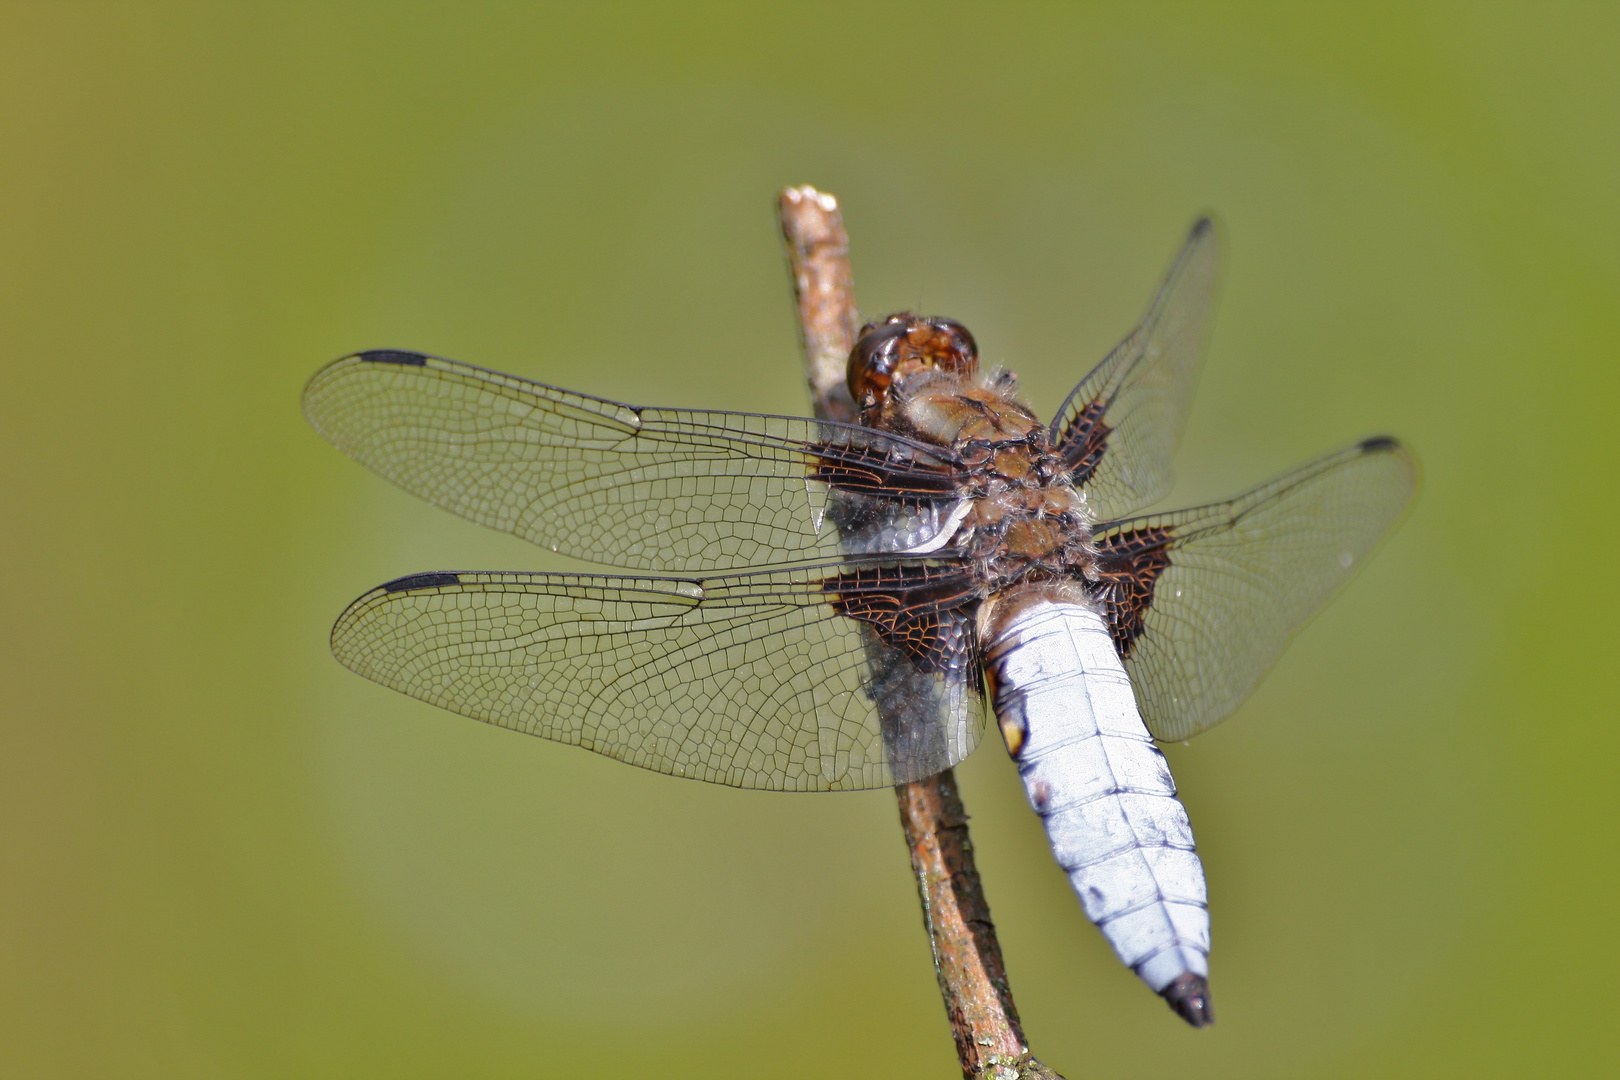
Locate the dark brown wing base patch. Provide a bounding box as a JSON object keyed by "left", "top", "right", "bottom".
{"left": 1087, "top": 526, "right": 1175, "bottom": 658}
{"left": 822, "top": 564, "right": 980, "bottom": 674}
{"left": 1056, "top": 398, "right": 1111, "bottom": 487}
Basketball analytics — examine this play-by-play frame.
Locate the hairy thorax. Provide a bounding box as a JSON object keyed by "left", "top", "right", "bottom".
{"left": 908, "top": 372, "right": 1095, "bottom": 588}
{"left": 847, "top": 314, "right": 1097, "bottom": 596}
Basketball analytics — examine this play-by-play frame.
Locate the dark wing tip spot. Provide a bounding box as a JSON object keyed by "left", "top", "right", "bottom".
{"left": 1190, "top": 216, "right": 1215, "bottom": 237}
{"left": 358, "top": 349, "right": 428, "bottom": 366}
{"left": 1160, "top": 972, "right": 1214, "bottom": 1028}
{"left": 1359, "top": 435, "right": 1400, "bottom": 453}
{"left": 383, "top": 571, "right": 462, "bottom": 593}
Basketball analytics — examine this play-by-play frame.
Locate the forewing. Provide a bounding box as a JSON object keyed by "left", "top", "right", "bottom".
{"left": 1090, "top": 437, "right": 1418, "bottom": 741}
{"left": 330, "top": 563, "right": 985, "bottom": 791}
{"left": 303, "top": 351, "right": 959, "bottom": 572}
{"left": 1051, "top": 218, "right": 1221, "bottom": 521}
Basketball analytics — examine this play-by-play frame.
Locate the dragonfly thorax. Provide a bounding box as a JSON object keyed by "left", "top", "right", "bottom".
{"left": 954, "top": 443, "right": 1096, "bottom": 590}
{"left": 848, "top": 316, "right": 1100, "bottom": 600}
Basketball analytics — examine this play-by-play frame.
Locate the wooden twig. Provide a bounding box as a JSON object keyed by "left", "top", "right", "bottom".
{"left": 778, "top": 186, "right": 1065, "bottom": 1080}
{"left": 777, "top": 186, "right": 860, "bottom": 424}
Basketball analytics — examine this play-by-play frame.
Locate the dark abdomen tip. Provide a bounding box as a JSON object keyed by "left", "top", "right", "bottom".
{"left": 358, "top": 349, "right": 428, "bottom": 366}
{"left": 1161, "top": 973, "right": 1214, "bottom": 1027}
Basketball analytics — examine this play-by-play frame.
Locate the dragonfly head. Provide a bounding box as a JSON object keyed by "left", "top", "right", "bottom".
{"left": 848, "top": 313, "right": 978, "bottom": 418}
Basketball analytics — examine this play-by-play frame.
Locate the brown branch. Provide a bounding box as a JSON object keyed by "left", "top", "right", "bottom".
{"left": 777, "top": 186, "right": 860, "bottom": 424}
{"left": 778, "top": 186, "right": 1065, "bottom": 1080}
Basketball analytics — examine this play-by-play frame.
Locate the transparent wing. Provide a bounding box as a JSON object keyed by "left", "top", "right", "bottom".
{"left": 1091, "top": 437, "right": 1418, "bottom": 742}
{"left": 1051, "top": 218, "right": 1222, "bottom": 521}
{"left": 331, "top": 563, "right": 986, "bottom": 791}
{"left": 302, "top": 351, "right": 960, "bottom": 573}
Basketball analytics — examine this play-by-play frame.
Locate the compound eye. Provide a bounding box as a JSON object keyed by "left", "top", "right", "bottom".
{"left": 848, "top": 319, "right": 908, "bottom": 403}
{"left": 922, "top": 318, "right": 978, "bottom": 374}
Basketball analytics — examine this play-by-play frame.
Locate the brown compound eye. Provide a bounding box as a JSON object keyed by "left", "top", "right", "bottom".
{"left": 907, "top": 317, "right": 978, "bottom": 379}
{"left": 848, "top": 314, "right": 980, "bottom": 408}
{"left": 847, "top": 314, "right": 911, "bottom": 405}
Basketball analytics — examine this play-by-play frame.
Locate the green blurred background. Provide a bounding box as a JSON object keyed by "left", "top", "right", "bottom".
{"left": 4, "top": 3, "right": 1617, "bottom": 1077}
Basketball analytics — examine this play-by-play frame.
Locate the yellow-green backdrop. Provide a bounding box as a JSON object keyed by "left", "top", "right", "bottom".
{"left": 4, "top": 4, "right": 1616, "bottom": 1077}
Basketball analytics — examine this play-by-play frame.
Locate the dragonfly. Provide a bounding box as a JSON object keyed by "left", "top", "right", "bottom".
{"left": 303, "top": 219, "right": 1416, "bottom": 1028}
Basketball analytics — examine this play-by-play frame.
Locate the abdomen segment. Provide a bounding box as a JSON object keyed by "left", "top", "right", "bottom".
{"left": 985, "top": 599, "right": 1213, "bottom": 1025}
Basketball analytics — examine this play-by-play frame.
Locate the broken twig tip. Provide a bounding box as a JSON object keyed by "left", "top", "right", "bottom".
{"left": 781, "top": 183, "right": 839, "bottom": 212}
